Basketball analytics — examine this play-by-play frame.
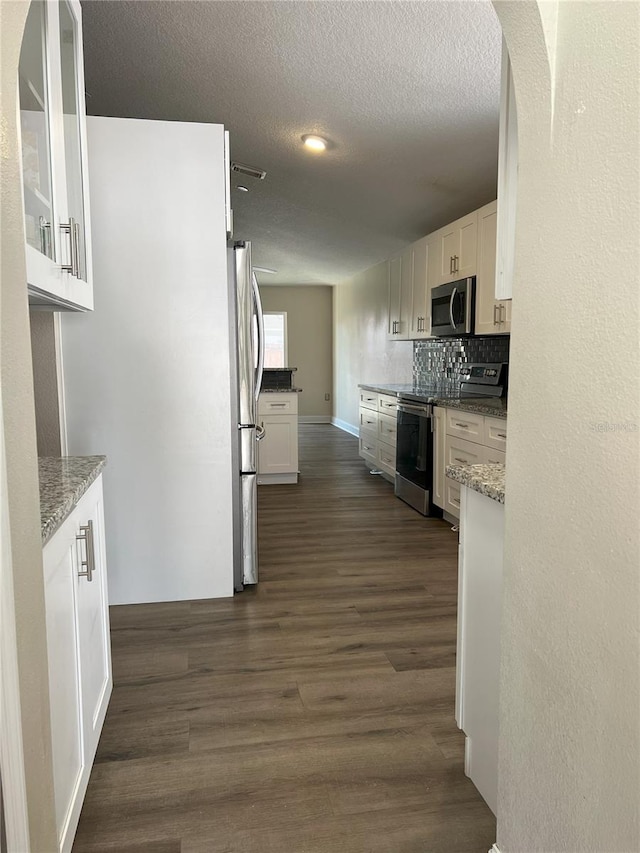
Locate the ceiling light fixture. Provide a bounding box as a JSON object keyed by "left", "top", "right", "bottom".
{"left": 236, "top": 185, "right": 249, "bottom": 192}
{"left": 302, "top": 134, "right": 328, "bottom": 152}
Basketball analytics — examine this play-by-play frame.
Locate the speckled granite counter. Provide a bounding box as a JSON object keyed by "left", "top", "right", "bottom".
{"left": 446, "top": 462, "right": 505, "bottom": 504}
{"left": 39, "top": 456, "right": 107, "bottom": 544}
{"left": 358, "top": 383, "right": 507, "bottom": 418}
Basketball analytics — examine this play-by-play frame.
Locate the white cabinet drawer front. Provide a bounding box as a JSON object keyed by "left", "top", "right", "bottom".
{"left": 258, "top": 393, "right": 298, "bottom": 415}
{"left": 484, "top": 447, "right": 506, "bottom": 466}
{"left": 446, "top": 409, "right": 484, "bottom": 442}
{"left": 484, "top": 417, "right": 507, "bottom": 450}
{"left": 378, "top": 412, "right": 397, "bottom": 446}
{"left": 359, "top": 407, "right": 379, "bottom": 434}
{"left": 446, "top": 434, "right": 485, "bottom": 469}
{"left": 377, "top": 441, "right": 397, "bottom": 476}
{"left": 359, "top": 435, "right": 377, "bottom": 464}
{"left": 445, "top": 479, "right": 461, "bottom": 518}
{"left": 359, "top": 390, "right": 379, "bottom": 411}
{"left": 377, "top": 394, "right": 398, "bottom": 416}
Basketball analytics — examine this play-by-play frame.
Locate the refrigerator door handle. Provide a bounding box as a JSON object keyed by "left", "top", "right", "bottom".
{"left": 252, "top": 271, "right": 265, "bottom": 402}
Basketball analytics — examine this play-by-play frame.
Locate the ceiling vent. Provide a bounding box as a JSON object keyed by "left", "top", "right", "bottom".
{"left": 230, "top": 161, "right": 266, "bottom": 180}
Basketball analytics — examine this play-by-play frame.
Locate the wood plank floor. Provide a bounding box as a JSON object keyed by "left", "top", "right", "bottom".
{"left": 72, "top": 424, "right": 496, "bottom": 853}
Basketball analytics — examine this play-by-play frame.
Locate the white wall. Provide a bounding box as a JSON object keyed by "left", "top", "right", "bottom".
{"left": 259, "top": 285, "right": 333, "bottom": 420}
{"left": 494, "top": 2, "right": 640, "bottom": 851}
{"left": 29, "top": 312, "right": 62, "bottom": 456}
{"left": 333, "top": 260, "right": 412, "bottom": 431}
{"left": 62, "top": 117, "right": 235, "bottom": 604}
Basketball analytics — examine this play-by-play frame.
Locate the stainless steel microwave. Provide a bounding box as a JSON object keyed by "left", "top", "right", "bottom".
{"left": 430, "top": 277, "right": 475, "bottom": 336}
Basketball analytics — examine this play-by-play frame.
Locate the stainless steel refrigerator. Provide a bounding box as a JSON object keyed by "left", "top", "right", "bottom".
{"left": 230, "top": 240, "right": 265, "bottom": 590}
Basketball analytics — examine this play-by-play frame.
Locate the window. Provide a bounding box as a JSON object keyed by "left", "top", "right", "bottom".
{"left": 263, "top": 312, "right": 287, "bottom": 367}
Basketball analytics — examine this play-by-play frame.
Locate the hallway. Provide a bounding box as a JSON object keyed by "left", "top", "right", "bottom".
{"left": 72, "top": 425, "right": 496, "bottom": 852}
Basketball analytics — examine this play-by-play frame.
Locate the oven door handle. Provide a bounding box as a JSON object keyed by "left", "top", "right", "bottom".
{"left": 449, "top": 287, "right": 458, "bottom": 330}
{"left": 398, "top": 402, "right": 431, "bottom": 416}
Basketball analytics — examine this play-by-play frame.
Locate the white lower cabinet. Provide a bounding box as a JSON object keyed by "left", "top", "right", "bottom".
{"left": 42, "top": 475, "right": 112, "bottom": 853}
{"left": 434, "top": 408, "right": 507, "bottom": 519}
{"left": 257, "top": 393, "right": 299, "bottom": 484}
{"left": 455, "top": 485, "right": 505, "bottom": 815}
{"left": 358, "top": 391, "right": 398, "bottom": 483}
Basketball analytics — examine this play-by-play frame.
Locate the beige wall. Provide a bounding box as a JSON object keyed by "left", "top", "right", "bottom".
{"left": 29, "top": 312, "right": 63, "bottom": 456}
{"left": 333, "top": 260, "right": 413, "bottom": 431}
{"left": 495, "top": 1, "right": 639, "bottom": 851}
{"left": 259, "top": 285, "right": 333, "bottom": 420}
{"left": 0, "top": 1, "right": 58, "bottom": 849}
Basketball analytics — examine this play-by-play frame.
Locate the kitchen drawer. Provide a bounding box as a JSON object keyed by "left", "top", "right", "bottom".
{"left": 484, "top": 417, "right": 508, "bottom": 451}
{"left": 258, "top": 393, "right": 298, "bottom": 415}
{"left": 444, "top": 479, "right": 461, "bottom": 519}
{"left": 377, "top": 441, "right": 396, "bottom": 477}
{"left": 446, "top": 409, "right": 484, "bottom": 442}
{"left": 359, "top": 390, "right": 379, "bottom": 412}
{"left": 484, "top": 447, "right": 506, "bottom": 466}
{"left": 377, "top": 394, "right": 398, "bottom": 417}
{"left": 378, "top": 412, "right": 397, "bottom": 446}
{"left": 445, "top": 434, "right": 485, "bottom": 469}
{"left": 359, "top": 407, "right": 379, "bottom": 435}
{"left": 359, "top": 435, "right": 377, "bottom": 466}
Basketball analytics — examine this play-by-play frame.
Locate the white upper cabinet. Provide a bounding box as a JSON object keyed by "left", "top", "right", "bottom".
{"left": 434, "top": 210, "right": 478, "bottom": 286}
{"left": 475, "top": 201, "right": 510, "bottom": 335}
{"left": 410, "top": 236, "right": 431, "bottom": 339}
{"left": 19, "top": 0, "right": 93, "bottom": 311}
{"left": 387, "top": 247, "right": 413, "bottom": 340}
{"left": 495, "top": 39, "right": 518, "bottom": 302}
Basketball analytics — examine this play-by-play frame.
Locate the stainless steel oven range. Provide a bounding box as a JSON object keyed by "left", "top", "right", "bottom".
{"left": 395, "top": 398, "right": 436, "bottom": 517}
{"left": 394, "top": 363, "right": 507, "bottom": 516}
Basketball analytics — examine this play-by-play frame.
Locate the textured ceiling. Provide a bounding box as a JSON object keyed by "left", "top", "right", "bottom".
{"left": 81, "top": 0, "right": 502, "bottom": 284}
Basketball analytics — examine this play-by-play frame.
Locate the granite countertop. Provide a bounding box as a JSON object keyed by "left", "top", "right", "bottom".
{"left": 446, "top": 462, "right": 505, "bottom": 504}
{"left": 39, "top": 456, "right": 107, "bottom": 545}
{"left": 358, "top": 383, "right": 507, "bottom": 419}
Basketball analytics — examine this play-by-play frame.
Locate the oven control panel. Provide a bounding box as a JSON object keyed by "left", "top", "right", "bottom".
{"left": 459, "top": 363, "right": 506, "bottom": 386}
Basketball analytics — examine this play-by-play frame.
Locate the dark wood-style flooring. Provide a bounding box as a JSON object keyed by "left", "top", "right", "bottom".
{"left": 72, "top": 425, "right": 496, "bottom": 853}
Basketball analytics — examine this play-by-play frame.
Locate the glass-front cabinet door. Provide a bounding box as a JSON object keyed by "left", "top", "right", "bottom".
{"left": 58, "top": 0, "right": 88, "bottom": 285}
{"left": 18, "top": 0, "right": 93, "bottom": 310}
{"left": 19, "top": 1, "right": 56, "bottom": 263}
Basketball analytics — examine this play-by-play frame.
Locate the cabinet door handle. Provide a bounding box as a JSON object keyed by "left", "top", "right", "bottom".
{"left": 454, "top": 422, "right": 469, "bottom": 428}
{"left": 73, "top": 221, "right": 81, "bottom": 279}
{"left": 257, "top": 423, "right": 266, "bottom": 441}
{"left": 493, "top": 304, "right": 500, "bottom": 326}
{"left": 500, "top": 303, "right": 506, "bottom": 324}
{"left": 497, "top": 432, "right": 507, "bottom": 439}
{"left": 76, "top": 520, "right": 95, "bottom": 582}
{"left": 449, "top": 256, "right": 454, "bottom": 275}
{"left": 270, "top": 403, "right": 287, "bottom": 407}
{"left": 453, "top": 255, "right": 459, "bottom": 273}
{"left": 452, "top": 496, "right": 461, "bottom": 506}
{"left": 60, "top": 218, "right": 78, "bottom": 276}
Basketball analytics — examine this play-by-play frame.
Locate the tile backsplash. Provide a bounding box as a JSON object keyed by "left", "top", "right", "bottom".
{"left": 413, "top": 336, "right": 510, "bottom": 390}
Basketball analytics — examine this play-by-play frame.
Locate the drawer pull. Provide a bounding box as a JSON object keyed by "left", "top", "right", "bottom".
{"left": 497, "top": 432, "right": 507, "bottom": 439}
{"left": 452, "top": 496, "right": 460, "bottom": 506}
{"left": 270, "top": 403, "right": 287, "bottom": 408}
{"left": 454, "top": 457, "right": 469, "bottom": 464}
{"left": 454, "top": 422, "right": 469, "bottom": 428}
{"left": 76, "top": 520, "right": 95, "bottom": 582}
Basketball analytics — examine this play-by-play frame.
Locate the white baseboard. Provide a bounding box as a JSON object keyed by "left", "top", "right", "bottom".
{"left": 331, "top": 417, "right": 358, "bottom": 437}
{"left": 298, "top": 415, "right": 331, "bottom": 424}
